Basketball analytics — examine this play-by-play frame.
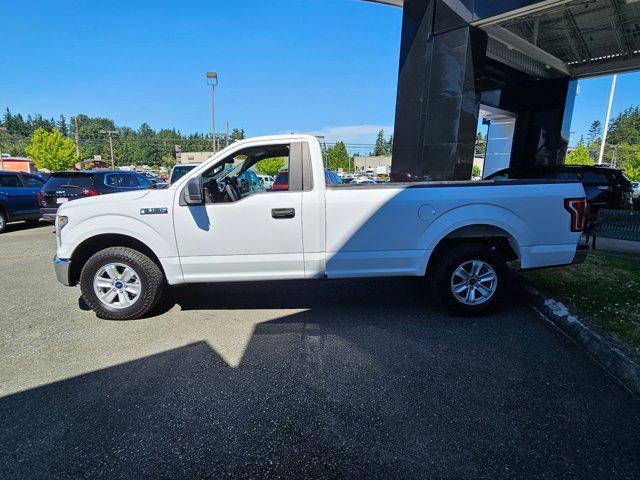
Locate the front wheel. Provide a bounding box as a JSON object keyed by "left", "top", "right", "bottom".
{"left": 431, "top": 243, "right": 507, "bottom": 315}
{"left": 80, "top": 247, "right": 164, "bottom": 320}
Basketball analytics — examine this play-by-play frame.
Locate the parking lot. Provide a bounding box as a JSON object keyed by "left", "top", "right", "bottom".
{"left": 1, "top": 223, "right": 640, "bottom": 479}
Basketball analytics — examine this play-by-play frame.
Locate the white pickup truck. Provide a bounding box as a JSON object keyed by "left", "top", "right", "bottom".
{"left": 53, "top": 135, "right": 588, "bottom": 320}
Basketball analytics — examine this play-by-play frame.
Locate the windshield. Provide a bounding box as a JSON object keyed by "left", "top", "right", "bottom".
{"left": 44, "top": 173, "right": 95, "bottom": 189}
{"left": 170, "top": 165, "right": 197, "bottom": 184}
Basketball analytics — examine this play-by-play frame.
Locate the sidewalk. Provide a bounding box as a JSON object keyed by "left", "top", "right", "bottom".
{"left": 590, "top": 237, "right": 640, "bottom": 258}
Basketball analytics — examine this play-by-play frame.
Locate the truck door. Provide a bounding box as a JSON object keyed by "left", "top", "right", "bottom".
{"left": 172, "top": 141, "right": 306, "bottom": 282}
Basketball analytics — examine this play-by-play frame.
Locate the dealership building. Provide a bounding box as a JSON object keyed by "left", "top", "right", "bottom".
{"left": 369, "top": 0, "right": 640, "bottom": 181}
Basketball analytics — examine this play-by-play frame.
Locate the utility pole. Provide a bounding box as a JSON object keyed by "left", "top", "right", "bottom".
{"left": 74, "top": 116, "right": 81, "bottom": 160}
{"left": 226, "top": 121, "right": 230, "bottom": 148}
{"left": 99, "top": 130, "right": 119, "bottom": 169}
{"left": 206, "top": 72, "right": 219, "bottom": 153}
{"left": 598, "top": 74, "right": 617, "bottom": 165}
{"left": 0, "top": 126, "right": 6, "bottom": 170}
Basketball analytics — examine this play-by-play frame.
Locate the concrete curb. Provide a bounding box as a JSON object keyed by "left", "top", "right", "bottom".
{"left": 521, "top": 277, "right": 640, "bottom": 397}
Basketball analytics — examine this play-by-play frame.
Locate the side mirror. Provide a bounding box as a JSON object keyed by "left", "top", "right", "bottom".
{"left": 182, "top": 176, "right": 203, "bottom": 205}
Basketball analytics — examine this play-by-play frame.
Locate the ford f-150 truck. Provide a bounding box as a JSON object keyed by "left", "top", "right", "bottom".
{"left": 53, "top": 135, "right": 588, "bottom": 320}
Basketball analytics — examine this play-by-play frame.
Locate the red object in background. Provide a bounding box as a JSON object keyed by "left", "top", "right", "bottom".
{"left": 270, "top": 170, "right": 289, "bottom": 191}
{"left": 80, "top": 189, "right": 100, "bottom": 196}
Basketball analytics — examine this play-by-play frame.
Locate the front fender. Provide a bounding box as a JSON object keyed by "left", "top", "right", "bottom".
{"left": 59, "top": 214, "right": 177, "bottom": 260}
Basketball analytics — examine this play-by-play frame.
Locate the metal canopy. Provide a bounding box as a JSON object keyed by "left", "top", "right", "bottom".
{"left": 479, "top": 0, "right": 640, "bottom": 78}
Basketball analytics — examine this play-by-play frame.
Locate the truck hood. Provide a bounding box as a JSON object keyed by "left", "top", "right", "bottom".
{"left": 59, "top": 189, "right": 152, "bottom": 211}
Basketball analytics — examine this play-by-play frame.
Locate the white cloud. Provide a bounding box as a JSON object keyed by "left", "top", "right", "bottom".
{"left": 299, "top": 124, "right": 394, "bottom": 146}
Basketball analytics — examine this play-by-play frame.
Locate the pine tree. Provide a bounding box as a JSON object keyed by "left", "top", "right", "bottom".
{"left": 587, "top": 120, "right": 602, "bottom": 147}
{"left": 58, "top": 115, "right": 68, "bottom": 137}
{"left": 374, "top": 129, "right": 391, "bottom": 156}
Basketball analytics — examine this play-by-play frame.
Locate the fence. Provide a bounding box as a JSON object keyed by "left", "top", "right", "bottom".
{"left": 591, "top": 209, "right": 640, "bottom": 243}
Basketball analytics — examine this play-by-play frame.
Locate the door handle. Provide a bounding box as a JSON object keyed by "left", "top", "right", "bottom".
{"left": 271, "top": 208, "right": 295, "bottom": 219}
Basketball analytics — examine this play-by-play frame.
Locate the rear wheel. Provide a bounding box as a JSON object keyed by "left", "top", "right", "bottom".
{"left": 431, "top": 243, "right": 507, "bottom": 315}
{"left": 0, "top": 210, "right": 6, "bottom": 233}
{"left": 80, "top": 247, "right": 164, "bottom": 320}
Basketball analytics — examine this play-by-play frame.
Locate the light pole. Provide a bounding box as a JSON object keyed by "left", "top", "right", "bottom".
{"left": 206, "top": 72, "right": 219, "bottom": 153}
{"left": 598, "top": 74, "right": 617, "bottom": 165}
{"left": 99, "top": 130, "right": 119, "bottom": 169}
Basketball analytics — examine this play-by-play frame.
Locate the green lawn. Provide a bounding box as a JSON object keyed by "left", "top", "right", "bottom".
{"left": 522, "top": 251, "right": 640, "bottom": 354}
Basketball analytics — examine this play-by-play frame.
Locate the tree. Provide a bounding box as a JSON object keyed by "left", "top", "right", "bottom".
{"left": 58, "top": 114, "right": 68, "bottom": 137}
{"left": 565, "top": 137, "right": 593, "bottom": 165}
{"left": 373, "top": 129, "right": 392, "bottom": 156}
{"left": 25, "top": 128, "right": 77, "bottom": 171}
{"left": 231, "top": 128, "right": 245, "bottom": 141}
{"left": 587, "top": 120, "right": 602, "bottom": 146}
{"left": 254, "top": 156, "right": 285, "bottom": 176}
{"left": 326, "top": 141, "right": 350, "bottom": 171}
{"left": 474, "top": 132, "right": 486, "bottom": 157}
{"left": 608, "top": 107, "right": 640, "bottom": 146}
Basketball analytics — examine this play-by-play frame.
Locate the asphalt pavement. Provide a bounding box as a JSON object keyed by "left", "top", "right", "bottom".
{"left": 1, "top": 222, "right": 639, "bottom": 479}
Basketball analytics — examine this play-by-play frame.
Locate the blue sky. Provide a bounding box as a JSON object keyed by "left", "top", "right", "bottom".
{"left": 1, "top": 0, "right": 637, "bottom": 148}
{"left": 1, "top": 0, "right": 401, "bottom": 147}
{"left": 570, "top": 72, "right": 640, "bottom": 146}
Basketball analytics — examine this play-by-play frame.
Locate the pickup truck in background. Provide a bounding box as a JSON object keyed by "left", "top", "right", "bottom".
{"left": 52, "top": 135, "right": 588, "bottom": 320}
{"left": 0, "top": 170, "right": 45, "bottom": 233}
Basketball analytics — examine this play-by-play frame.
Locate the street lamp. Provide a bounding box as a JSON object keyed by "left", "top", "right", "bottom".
{"left": 206, "top": 71, "right": 219, "bottom": 153}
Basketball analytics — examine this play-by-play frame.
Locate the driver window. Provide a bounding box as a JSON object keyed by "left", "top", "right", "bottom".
{"left": 201, "top": 144, "right": 290, "bottom": 203}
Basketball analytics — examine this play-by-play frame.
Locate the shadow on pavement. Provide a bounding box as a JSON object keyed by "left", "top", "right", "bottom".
{"left": 2, "top": 220, "right": 50, "bottom": 234}
{"left": 4, "top": 277, "right": 640, "bottom": 479}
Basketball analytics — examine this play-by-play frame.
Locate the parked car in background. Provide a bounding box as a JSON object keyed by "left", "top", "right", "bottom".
{"left": 169, "top": 164, "right": 198, "bottom": 185}
{"left": 256, "top": 173, "right": 275, "bottom": 189}
{"left": 0, "top": 170, "right": 45, "bottom": 233}
{"left": 350, "top": 178, "right": 377, "bottom": 185}
{"left": 272, "top": 168, "right": 342, "bottom": 191}
{"left": 484, "top": 165, "right": 633, "bottom": 224}
{"left": 39, "top": 171, "right": 156, "bottom": 222}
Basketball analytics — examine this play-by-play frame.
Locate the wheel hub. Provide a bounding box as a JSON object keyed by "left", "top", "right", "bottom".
{"left": 450, "top": 260, "right": 497, "bottom": 306}
{"left": 93, "top": 263, "right": 142, "bottom": 309}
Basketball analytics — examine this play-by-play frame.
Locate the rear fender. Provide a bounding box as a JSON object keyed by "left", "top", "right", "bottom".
{"left": 417, "top": 204, "right": 528, "bottom": 273}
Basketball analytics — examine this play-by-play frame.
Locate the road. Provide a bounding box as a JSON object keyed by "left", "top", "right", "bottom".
{"left": 1, "top": 223, "right": 639, "bottom": 479}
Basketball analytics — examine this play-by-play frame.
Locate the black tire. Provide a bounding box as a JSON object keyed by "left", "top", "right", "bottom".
{"left": 431, "top": 243, "right": 507, "bottom": 316}
{"left": 0, "top": 210, "right": 6, "bottom": 233}
{"left": 79, "top": 247, "right": 164, "bottom": 320}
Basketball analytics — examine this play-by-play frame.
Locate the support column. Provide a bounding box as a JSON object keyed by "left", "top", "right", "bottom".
{"left": 486, "top": 77, "right": 576, "bottom": 167}
{"left": 391, "top": 0, "right": 487, "bottom": 181}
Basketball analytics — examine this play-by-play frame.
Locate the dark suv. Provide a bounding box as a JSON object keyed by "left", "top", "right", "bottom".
{"left": 40, "top": 170, "right": 155, "bottom": 222}
{"left": 0, "top": 171, "right": 46, "bottom": 233}
{"left": 484, "top": 165, "right": 633, "bottom": 223}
